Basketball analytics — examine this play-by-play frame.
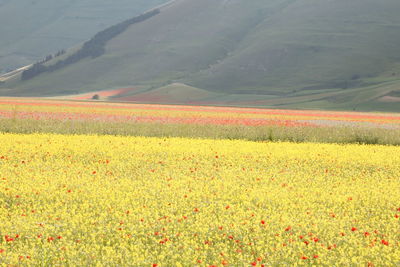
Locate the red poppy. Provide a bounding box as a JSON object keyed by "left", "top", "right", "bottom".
{"left": 5, "top": 235, "right": 14, "bottom": 242}
{"left": 381, "top": 240, "right": 389, "bottom": 246}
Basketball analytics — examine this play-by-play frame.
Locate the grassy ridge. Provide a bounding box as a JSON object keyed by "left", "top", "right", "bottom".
{"left": 112, "top": 81, "right": 400, "bottom": 112}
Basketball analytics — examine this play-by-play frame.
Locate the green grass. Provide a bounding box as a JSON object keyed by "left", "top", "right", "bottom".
{"left": 1, "top": 118, "right": 399, "bottom": 146}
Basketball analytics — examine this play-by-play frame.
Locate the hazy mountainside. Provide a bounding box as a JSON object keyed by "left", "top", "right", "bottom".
{"left": 0, "top": 0, "right": 168, "bottom": 73}
{"left": 2, "top": 0, "right": 400, "bottom": 111}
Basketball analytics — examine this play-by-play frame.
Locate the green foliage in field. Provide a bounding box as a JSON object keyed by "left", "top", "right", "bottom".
{"left": 1, "top": 118, "right": 399, "bottom": 146}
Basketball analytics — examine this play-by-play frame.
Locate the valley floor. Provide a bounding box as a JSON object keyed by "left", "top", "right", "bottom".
{"left": 0, "top": 98, "right": 399, "bottom": 265}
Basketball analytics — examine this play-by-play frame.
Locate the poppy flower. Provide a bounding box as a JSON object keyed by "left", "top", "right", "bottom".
{"left": 381, "top": 240, "right": 389, "bottom": 246}
{"left": 5, "top": 236, "right": 14, "bottom": 242}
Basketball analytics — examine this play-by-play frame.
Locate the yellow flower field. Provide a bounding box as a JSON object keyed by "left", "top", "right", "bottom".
{"left": 0, "top": 133, "right": 399, "bottom": 266}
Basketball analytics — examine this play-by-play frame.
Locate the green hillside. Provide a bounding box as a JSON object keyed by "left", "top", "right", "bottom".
{"left": 1, "top": 0, "right": 400, "bottom": 111}
{"left": 0, "top": 0, "right": 168, "bottom": 73}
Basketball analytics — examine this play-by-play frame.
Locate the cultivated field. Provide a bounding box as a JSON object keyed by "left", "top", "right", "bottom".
{"left": 0, "top": 98, "right": 399, "bottom": 145}
{"left": 0, "top": 134, "right": 399, "bottom": 265}
{"left": 0, "top": 98, "right": 399, "bottom": 266}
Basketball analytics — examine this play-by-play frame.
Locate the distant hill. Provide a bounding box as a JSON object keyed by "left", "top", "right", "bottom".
{"left": 1, "top": 0, "right": 400, "bottom": 111}
{"left": 0, "top": 0, "right": 168, "bottom": 73}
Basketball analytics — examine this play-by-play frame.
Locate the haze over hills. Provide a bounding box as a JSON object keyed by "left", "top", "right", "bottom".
{"left": 0, "top": 0, "right": 168, "bottom": 73}
{"left": 1, "top": 0, "right": 400, "bottom": 111}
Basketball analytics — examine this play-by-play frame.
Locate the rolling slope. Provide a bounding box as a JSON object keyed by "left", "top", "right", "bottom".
{"left": 1, "top": 0, "right": 400, "bottom": 111}
{"left": 0, "top": 0, "right": 168, "bottom": 73}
